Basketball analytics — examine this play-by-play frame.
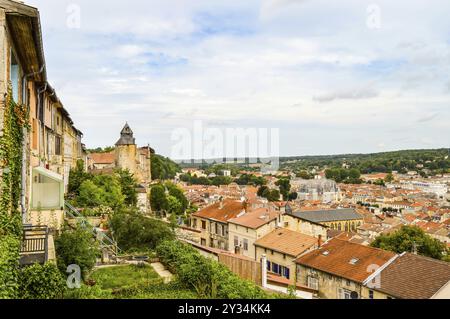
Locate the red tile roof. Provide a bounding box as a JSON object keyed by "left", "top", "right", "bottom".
{"left": 255, "top": 228, "right": 317, "bottom": 257}
{"left": 296, "top": 238, "right": 396, "bottom": 283}
{"left": 228, "top": 208, "right": 279, "bottom": 229}
{"left": 192, "top": 199, "right": 246, "bottom": 222}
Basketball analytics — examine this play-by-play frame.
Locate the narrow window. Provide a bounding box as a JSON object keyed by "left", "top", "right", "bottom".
{"left": 10, "top": 52, "right": 20, "bottom": 102}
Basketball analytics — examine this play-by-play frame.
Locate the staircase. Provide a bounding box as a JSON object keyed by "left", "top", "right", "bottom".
{"left": 64, "top": 202, "right": 122, "bottom": 262}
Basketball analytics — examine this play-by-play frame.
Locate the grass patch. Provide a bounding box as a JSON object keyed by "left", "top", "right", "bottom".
{"left": 79, "top": 264, "right": 197, "bottom": 299}
{"left": 91, "top": 264, "right": 161, "bottom": 290}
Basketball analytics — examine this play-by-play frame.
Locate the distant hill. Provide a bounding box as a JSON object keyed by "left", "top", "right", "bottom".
{"left": 174, "top": 148, "right": 450, "bottom": 175}
{"left": 151, "top": 154, "right": 182, "bottom": 180}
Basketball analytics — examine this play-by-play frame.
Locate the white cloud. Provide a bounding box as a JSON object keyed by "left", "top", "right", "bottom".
{"left": 25, "top": 0, "right": 450, "bottom": 156}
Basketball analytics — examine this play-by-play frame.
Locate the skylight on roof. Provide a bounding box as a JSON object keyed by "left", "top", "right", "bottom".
{"left": 349, "top": 258, "right": 359, "bottom": 265}
{"left": 322, "top": 251, "right": 330, "bottom": 256}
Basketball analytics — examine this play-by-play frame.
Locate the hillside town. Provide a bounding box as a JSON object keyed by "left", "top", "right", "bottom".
{"left": 0, "top": 0, "right": 449, "bottom": 302}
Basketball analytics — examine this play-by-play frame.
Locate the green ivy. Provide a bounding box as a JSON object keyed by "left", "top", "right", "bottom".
{"left": 18, "top": 263, "right": 66, "bottom": 299}
{"left": 0, "top": 86, "right": 28, "bottom": 299}
{"left": 0, "top": 235, "right": 20, "bottom": 298}
{"left": 0, "top": 86, "right": 27, "bottom": 236}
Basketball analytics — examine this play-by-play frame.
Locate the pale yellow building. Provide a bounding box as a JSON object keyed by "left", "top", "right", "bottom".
{"left": 255, "top": 228, "right": 318, "bottom": 284}
{"left": 227, "top": 208, "right": 281, "bottom": 259}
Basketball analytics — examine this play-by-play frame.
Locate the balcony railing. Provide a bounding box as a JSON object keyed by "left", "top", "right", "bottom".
{"left": 19, "top": 225, "right": 49, "bottom": 265}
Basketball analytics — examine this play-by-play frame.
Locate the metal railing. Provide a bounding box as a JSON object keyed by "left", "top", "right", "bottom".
{"left": 64, "top": 202, "right": 122, "bottom": 257}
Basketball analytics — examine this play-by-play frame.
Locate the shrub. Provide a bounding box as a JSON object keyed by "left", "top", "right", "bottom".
{"left": 19, "top": 263, "right": 66, "bottom": 299}
{"left": 156, "top": 240, "right": 269, "bottom": 299}
{"left": 64, "top": 284, "right": 113, "bottom": 299}
{"left": 0, "top": 235, "right": 20, "bottom": 298}
{"left": 110, "top": 209, "right": 175, "bottom": 251}
{"left": 55, "top": 227, "right": 99, "bottom": 279}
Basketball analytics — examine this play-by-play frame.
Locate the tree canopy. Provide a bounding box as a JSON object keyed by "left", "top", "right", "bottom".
{"left": 371, "top": 226, "right": 449, "bottom": 261}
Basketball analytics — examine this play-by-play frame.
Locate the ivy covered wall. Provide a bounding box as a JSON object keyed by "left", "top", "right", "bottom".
{"left": 0, "top": 86, "right": 27, "bottom": 298}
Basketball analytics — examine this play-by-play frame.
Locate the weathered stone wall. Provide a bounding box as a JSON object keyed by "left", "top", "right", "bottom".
{"left": 115, "top": 144, "right": 137, "bottom": 176}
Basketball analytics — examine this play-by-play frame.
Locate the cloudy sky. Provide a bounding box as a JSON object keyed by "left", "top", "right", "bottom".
{"left": 27, "top": 0, "right": 450, "bottom": 158}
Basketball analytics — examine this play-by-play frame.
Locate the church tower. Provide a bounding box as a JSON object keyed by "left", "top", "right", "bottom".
{"left": 115, "top": 123, "right": 138, "bottom": 176}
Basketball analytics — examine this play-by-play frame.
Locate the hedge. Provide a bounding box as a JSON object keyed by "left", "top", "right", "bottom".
{"left": 156, "top": 240, "right": 270, "bottom": 299}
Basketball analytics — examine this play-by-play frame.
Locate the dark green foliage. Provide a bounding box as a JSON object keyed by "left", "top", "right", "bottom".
{"left": 68, "top": 160, "right": 91, "bottom": 198}
{"left": 116, "top": 169, "right": 138, "bottom": 206}
{"left": 0, "top": 235, "right": 20, "bottom": 298}
{"left": 371, "top": 226, "right": 449, "bottom": 261}
{"left": 150, "top": 184, "right": 169, "bottom": 213}
{"left": 325, "top": 168, "right": 362, "bottom": 184}
{"left": 281, "top": 149, "right": 450, "bottom": 176}
{"left": 235, "top": 174, "right": 266, "bottom": 186}
{"left": 275, "top": 178, "right": 291, "bottom": 201}
{"left": 166, "top": 182, "right": 189, "bottom": 213}
{"left": 109, "top": 209, "right": 175, "bottom": 251}
{"left": 0, "top": 88, "right": 26, "bottom": 236}
{"left": 211, "top": 175, "right": 233, "bottom": 186}
{"left": 296, "top": 170, "right": 312, "bottom": 179}
{"left": 18, "top": 263, "right": 66, "bottom": 299}
{"left": 180, "top": 173, "right": 211, "bottom": 185}
{"left": 76, "top": 174, "right": 125, "bottom": 210}
{"left": 156, "top": 240, "right": 269, "bottom": 299}
{"left": 55, "top": 227, "right": 99, "bottom": 278}
{"left": 151, "top": 154, "right": 181, "bottom": 180}
{"left": 257, "top": 186, "right": 281, "bottom": 202}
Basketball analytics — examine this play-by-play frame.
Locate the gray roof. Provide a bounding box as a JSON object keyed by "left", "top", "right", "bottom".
{"left": 288, "top": 208, "right": 363, "bottom": 223}
{"left": 115, "top": 123, "right": 136, "bottom": 146}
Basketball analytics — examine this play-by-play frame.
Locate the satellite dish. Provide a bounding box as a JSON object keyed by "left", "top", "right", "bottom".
{"left": 350, "top": 291, "right": 359, "bottom": 299}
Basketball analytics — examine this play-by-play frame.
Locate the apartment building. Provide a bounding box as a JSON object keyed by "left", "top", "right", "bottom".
{"left": 227, "top": 207, "right": 281, "bottom": 258}
{"left": 0, "top": 0, "right": 85, "bottom": 261}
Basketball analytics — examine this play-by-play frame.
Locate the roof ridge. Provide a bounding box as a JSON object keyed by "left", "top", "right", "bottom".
{"left": 401, "top": 252, "right": 450, "bottom": 266}
{"left": 331, "top": 238, "right": 396, "bottom": 255}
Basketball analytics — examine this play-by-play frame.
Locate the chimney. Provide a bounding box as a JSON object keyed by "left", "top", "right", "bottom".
{"left": 261, "top": 254, "right": 268, "bottom": 288}
{"left": 318, "top": 235, "right": 322, "bottom": 248}
{"left": 219, "top": 197, "right": 224, "bottom": 209}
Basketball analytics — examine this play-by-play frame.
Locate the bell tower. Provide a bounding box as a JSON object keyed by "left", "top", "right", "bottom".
{"left": 115, "top": 123, "right": 137, "bottom": 175}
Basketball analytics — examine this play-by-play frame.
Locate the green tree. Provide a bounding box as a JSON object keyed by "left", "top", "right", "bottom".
{"left": 167, "top": 195, "right": 183, "bottom": 216}
{"left": 76, "top": 174, "right": 125, "bottom": 210}
{"left": 275, "top": 178, "right": 291, "bottom": 201}
{"left": 150, "top": 184, "right": 169, "bottom": 214}
{"left": 116, "top": 169, "right": 138, "bottom": 206}
{"left": 151, "top": 154, "right": 181, "bottom": 180}
{"left": 92, "top": 175, "right": 125, "bottom": 209}
{"left": 110, "top": 209, "right": 175, "bottom": 251}
{"left": 266, "top": 189, "right": 281, "bottom": 202}
{"left": 371, "top": 226, "right": 448, "bottom": 261}
{"left": 166, "top": 182, "right": 189, "bottom": 213}
{"left": 55, "top": 227, "right": 99, "bottom": 279}
{"left": 296, "top": 170, "right": 311, "bottom": 179}
{"left": 68, "top": 160, "right": 90, "bottom": 197}
{"left": 77, "top": 180, "right": 104, "bottom": 208}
